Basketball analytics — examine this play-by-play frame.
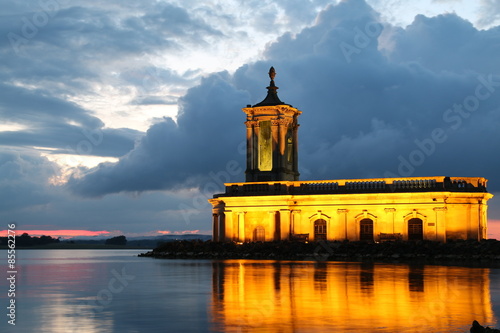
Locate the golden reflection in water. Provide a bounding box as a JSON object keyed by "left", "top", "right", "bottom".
{"left": 210, "top": 261, "right": 496, "bottom": 332}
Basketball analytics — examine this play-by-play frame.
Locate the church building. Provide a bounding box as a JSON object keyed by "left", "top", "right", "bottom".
{"left": 209, "top": 68, "right": 493, "bottom": 243}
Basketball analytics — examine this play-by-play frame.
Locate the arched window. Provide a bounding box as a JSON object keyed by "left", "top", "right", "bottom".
{"left": 359, "top": 218, "right": 374, "bottom": 241}
{"left": 408, "top": 218, "right": 423, "bottom": 241}
{"left": 314, "top": 219, "right": 327, "bottom": 241}
{"left": 253, "top": 226, "right": 265, "bottom": 242}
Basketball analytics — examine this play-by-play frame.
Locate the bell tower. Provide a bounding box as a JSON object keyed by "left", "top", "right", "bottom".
{"left": 243, "top": 67, "right": 302, "bottom": 182}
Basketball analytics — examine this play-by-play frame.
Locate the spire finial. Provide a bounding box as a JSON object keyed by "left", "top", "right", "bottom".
{"left": 252, "top": 66, "right": 287, "bottom": 107}
{"left": 269, "top": 66, "right": 276, "bottom": 81}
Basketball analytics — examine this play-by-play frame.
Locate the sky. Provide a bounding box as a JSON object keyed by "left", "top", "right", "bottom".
{"left": 1, "top": 0, "right": 500, "bottom": 239}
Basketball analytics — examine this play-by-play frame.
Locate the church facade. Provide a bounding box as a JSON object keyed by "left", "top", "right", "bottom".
{"left": 209, "top": 68, "right": 493, "bottom": 243}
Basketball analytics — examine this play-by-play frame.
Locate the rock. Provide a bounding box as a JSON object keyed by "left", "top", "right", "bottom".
{"left": 471, "top": 320, "right": 486, "bottom": 333}
{"left": 139, "top": 239, "right": 500, "bottom": 266}
{"left": 471, "top": 320, "right": 500, "bottom": 333}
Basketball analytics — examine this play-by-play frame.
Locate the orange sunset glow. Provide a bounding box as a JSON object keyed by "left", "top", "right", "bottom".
{"left": 0, "top": 230, "right": 110, "bottom": 238}
{"left": 0, "top": 229, "right": 206, "bottom": 238}
{"left": 488, "top": 220, "right": 500, "bottom": 240}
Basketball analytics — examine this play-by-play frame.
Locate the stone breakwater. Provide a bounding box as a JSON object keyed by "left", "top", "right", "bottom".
{"left": 139, "top": 239, "right": 500, "bottom": 266}
{"left": 471, "top": 320, "right": 500, "bottom": 332}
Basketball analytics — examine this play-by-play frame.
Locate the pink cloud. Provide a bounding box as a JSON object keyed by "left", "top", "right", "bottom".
{"left": 0, "top": 230, "right": 110, "bottom": 238}
{"left": 180, "top": 230, "right": 200, "bottom": 234}
{"left": 488, "top": 220, "right": 500, "bottom": 240}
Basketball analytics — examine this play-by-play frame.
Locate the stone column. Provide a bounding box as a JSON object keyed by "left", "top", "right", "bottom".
{"left": 279, "top": 209, "right": 291, "bottom": 241}
{"left": 245, "top": 121, "right": 254, "bottom": 174}
{"left": 252, "top": 123, "right": 260, "bottom": 177}
{"left": 293, "top": 120, "right": 300, "bottom": 180}
{"left": 212, "top": 213, "right": 219, "bottom": 242}
{"left": 275, "top": 211, "right": 281, "bottom": 241}
{"left": 291, "top": 210, "right": 300, "bottom": 236}
{"left": 480, "top": 201, "right": 488, "bottom": 240}
{"left": 270, "top": 120, "right": 279, "bottom": 177}
{"left": 433, "top": 207, "right": 447, "bottom": 242}
{"left": 277, "top": 119, "right": 288, "bottom": 172}
{"left": 224, "top": 211, "right": 233, "bottom": 242}
{"left": 337, "top": 209, "right": 348, "bottom": 241}
{"left": 468, "top": 200, "right": 487, "bottom": 241}
{"left": 238, "top": 212, "right": 246, "bottom": 242}
{"left": 384, "top": 208, "right": 396, "bottom": 234}
{"left": 218, "top": 213, "right": 225, "bottom": 242}
{"left": 268, "top": 211, "right": 276, "bottom": 241}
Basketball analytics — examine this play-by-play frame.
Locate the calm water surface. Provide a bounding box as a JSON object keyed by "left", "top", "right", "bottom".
{"left": 0, "top": 249, "right": 499, "bottom": 332}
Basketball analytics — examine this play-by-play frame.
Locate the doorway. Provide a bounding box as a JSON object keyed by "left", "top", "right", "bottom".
{"left": 408, "top": 218, "right": 423, "bottom": 241}
{"left": 314, "top": 219, "right": 327, "bottom": 241}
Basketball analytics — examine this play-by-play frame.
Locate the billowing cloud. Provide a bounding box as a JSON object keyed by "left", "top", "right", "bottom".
{"left": 68, "top": 72, "right": 249, "bottom": 196}
{"left": 0, "top": 83, "right": 141, "bottom": 158}
{"left": 69, "top": 0, "right": 500, "bottom": 200}
{"left": 387, "top": 13, "right": 500, "bottom": 73}
{"left": 2, "top": 0, "right": 500, "bottom": 237}
{"left": 0, "top": 149, "right": 202, "bottom": 233}
{"left": 0, "top": 150, "right": 58, "bottom": 211}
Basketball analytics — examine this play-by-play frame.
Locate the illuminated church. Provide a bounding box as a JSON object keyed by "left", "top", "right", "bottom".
{"left": 209, "top": 68, "right": 493, "bottom": 243}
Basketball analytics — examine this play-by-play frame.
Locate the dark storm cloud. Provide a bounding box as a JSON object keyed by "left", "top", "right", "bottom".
{"left": 387, "top": 13, "right": 500, "bottom": 73}
{"left": 0, "top": 150, "right": 57, "bottom": 211}
{"left": 139, "top": 3, "right": 223, "bottom": 42}
{"left": 0, "top": 0, "right": 309, "bottom": 233}
{"left": 68, "top": 72, "right": 250, "bottom": 196}
{"left": 0, "top": 149, "right": 199, "bottom": 232}
{"left": 0, "top": 127, "right": 139, "bottom": 158}
{"left": 0, "top": 0, "right": 224, "bottom": 161}
{"left": 0, "top": 1, "right": 225, "bottom": 105}
{"left": 68, "top": 0, "right": 500, "bottom": 198}
{"left": 1, "top": 2, "right": 222, "bottom": 56}
{"left": 0, "top": 83, "right": 140, "bottom": 157}
{"left": 0, "top": 83, "right": 102, "bottom": 128}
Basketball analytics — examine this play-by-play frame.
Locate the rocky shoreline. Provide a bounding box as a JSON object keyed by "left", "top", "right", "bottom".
{"left": 139, "top": 239, "right": 500, "bottom": 267}
{"left": 471, "top": 320, "right": 500, "bottom": 332}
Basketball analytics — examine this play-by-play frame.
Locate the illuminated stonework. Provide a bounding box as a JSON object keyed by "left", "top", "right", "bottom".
{"left": 210, "top": 177, "right": 492, "bottom": 242}
{"left": 209, "top": 68, "right": 493, "bottom": 242}
{"left": 244, "top": 67, "right": 301, "bottom": 182}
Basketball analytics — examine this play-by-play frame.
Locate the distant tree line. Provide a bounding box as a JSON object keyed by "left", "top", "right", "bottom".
{"left": 0, "top": 233, "right": 210, "bottom": 248}
{"left": 0, "top": 233, "right": 60, "bottom": 247}
{"left": 105, "top": 235, "right": 127, "bottom": 246}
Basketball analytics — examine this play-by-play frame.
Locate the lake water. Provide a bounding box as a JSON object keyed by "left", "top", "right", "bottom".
{"left": 0, "top": 249, "right": 499, "bottom": 332}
